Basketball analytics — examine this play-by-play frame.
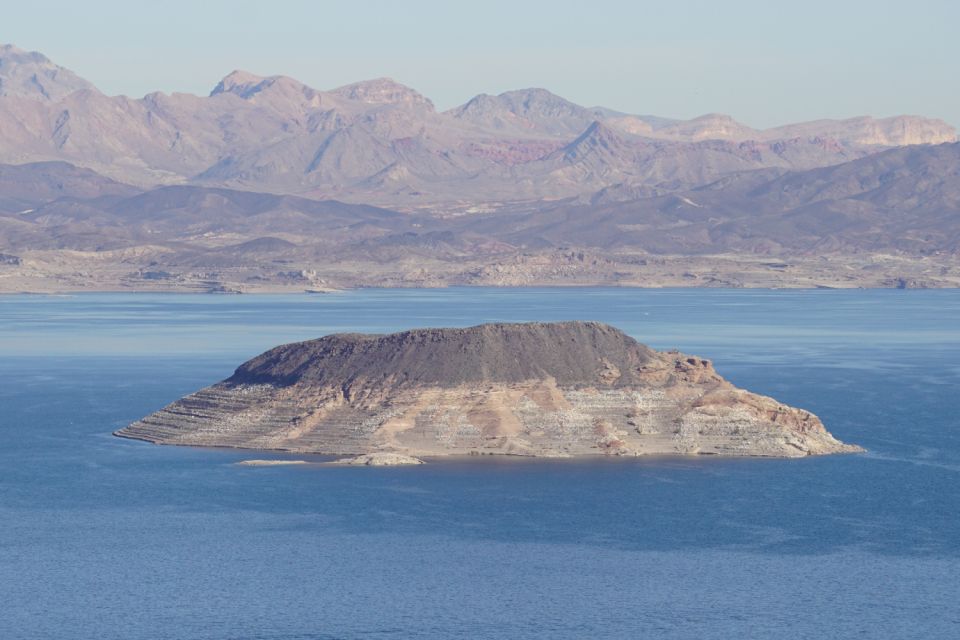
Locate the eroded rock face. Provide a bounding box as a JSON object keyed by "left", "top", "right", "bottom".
{"left": 116, "top": 322, "right": 862, "bottom": 458}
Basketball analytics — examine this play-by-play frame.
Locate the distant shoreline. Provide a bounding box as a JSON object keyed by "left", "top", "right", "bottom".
{"left": 2, "top": 250, "right": 958, "bottom": 294}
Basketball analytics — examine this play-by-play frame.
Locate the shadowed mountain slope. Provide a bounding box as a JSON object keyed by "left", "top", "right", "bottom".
{"left": 3, "top": 143, "right": 959, "bottom": 260}
{"left": 0, "top": 161, "right": 139, "bottom": 213}
{"left": 456, "top": 142, "right": 960, "bottom": 255}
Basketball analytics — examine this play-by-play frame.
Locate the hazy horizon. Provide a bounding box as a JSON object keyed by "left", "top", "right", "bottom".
{"left": 4, "top": 0, "right": 959, "bottom": 129}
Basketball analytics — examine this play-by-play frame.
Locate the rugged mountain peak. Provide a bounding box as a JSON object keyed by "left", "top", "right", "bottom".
{"left": 749, "top": 116, "right": 956, "bottom": 147}
{"left": 0, "top": 44, "right": 96, "bottom": 101}
{"left": 330, "top": 77, "right": 434, "bottom": 109}
{"left": 208, "top": 70, "right": 328, "bottom": 116}
{"left": 496, "top": 88, "right": 589, "bottom": 118}
{"left": 863, "top": 116, "right": 957, "bottom": 146}
{"left": 117, "top": 321, "right": 862, "bottom": 458}
{"left": 659, "top": 113, "right": 759, "bottom": 141}
{"left": 451, "top": 87, "right": 588, "bottom": 119}
{"left": 765, "top": 115, "right": 957, "bottom": 146}
{"left": 449, "top": 88, "right": 594, "bottom": 136}
{"left": 563, "top": 121, "right": 631, "bottom": 156}
{"left": 210, "top": 70, "right": 267, "bottom": 97}
{"left": 447, "top": 92, "right": 529, "bottom": 131}
{"left": 451, "top": 92, "right": 501, "bottom": 115}
{"left": 210, "top": 70, "right": 321, "bottom": 102}
{"left": 576, "top": 119, "right": 616, "bottom": 138}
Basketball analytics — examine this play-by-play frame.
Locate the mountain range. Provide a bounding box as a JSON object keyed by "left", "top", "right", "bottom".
{"left": 1, "top": 44, "right": 958, "bottom": 291}
{"left": 0, "top": 43, "right": 955, "bottom": 207}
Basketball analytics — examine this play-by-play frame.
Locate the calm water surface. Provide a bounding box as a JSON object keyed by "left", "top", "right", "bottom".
{"left": 1, "top": 289, "right": 958, "bottom": 639}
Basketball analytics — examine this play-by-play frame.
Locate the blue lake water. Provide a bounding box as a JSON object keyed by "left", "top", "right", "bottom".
{"left": 1, "top": 288, "right": 958, "bottom": 639}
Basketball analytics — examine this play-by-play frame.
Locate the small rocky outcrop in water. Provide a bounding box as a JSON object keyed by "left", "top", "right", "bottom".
{"left": 235, "top": 459, "right": 308, "bottom": 466}
{"left": 333, "top": 453, "right": 425, "bottom": 466}
{"left": 116, "top": 322, "right": 862, "bottom": 458}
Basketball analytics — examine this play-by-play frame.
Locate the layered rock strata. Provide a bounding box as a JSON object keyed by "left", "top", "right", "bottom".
{"left": 116, "top": 322, "right": 861, "bottom": 458}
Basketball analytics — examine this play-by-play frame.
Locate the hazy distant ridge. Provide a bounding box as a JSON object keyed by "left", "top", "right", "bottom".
{"left": 0, "top": 43, "right": 954, "bottom": 205}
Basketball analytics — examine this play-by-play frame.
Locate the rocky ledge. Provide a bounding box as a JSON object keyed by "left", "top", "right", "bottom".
{"left": 116, "top": 322, "right": 862, "bottom": 458}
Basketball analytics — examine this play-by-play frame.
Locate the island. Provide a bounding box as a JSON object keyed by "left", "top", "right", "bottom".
{"left": 115, "top": 321, "right": 862, "bottom": 459}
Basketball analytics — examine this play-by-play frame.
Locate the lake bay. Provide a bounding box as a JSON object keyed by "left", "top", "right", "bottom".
{"left": 1, "top": 289, "right": 958, "bottom": 639}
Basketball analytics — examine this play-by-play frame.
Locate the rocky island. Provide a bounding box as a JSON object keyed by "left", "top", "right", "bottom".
{"left": 116, "top": 322, "right": 861, "bottom": 458}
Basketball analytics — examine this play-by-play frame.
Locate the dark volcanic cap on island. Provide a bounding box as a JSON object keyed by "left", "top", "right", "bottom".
{"left": 229, "top": 321, "right": 657, "bottom": 389}
{"left": 118, "top": 321, "right": 863, "bottom": 459}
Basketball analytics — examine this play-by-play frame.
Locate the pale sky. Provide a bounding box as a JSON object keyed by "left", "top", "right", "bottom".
{"left": 4, "top": 0, "right": 958, "bottom": 128}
